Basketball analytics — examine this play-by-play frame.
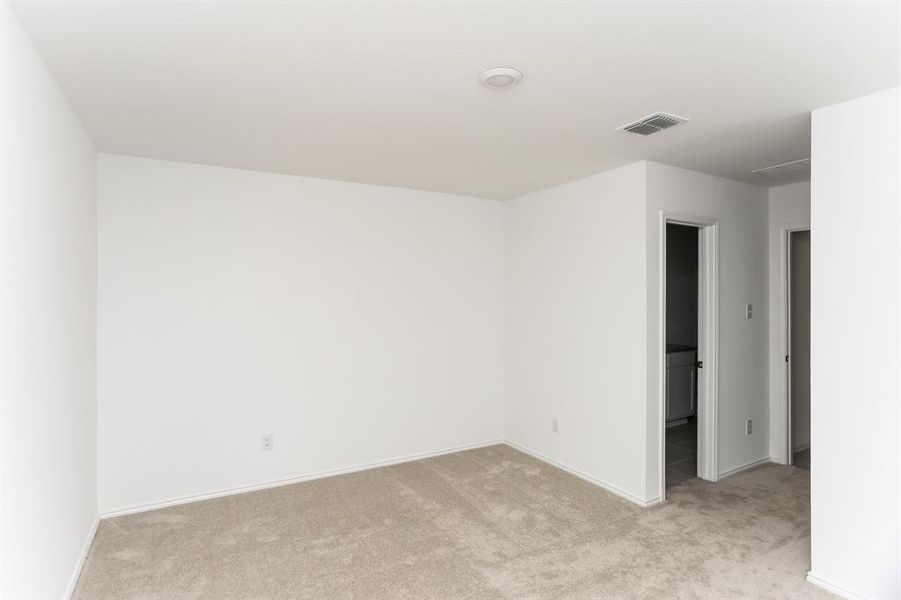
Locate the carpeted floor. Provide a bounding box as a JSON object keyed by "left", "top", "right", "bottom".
{"left": 74, "top": 445, "right": 830, "bottom": 599}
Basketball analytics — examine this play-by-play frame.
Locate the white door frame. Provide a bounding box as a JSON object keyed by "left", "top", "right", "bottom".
{"left": 658, "top": 212, "right": 719, "bottom": 501}
{"left": 783, "top": 225, "right": 811, "bottom": 465}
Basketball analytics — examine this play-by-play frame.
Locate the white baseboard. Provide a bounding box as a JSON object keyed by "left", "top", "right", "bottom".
{"left": 806, "top": 572, "right": 865, "bottom": 600}
{"left": 64, "top": 514, "right": 99, "bottom": 599}
{"left": 770, "top": 454, "right": 791, "bottom": 466}
{"left": 95, "top": 445, "right": 784, "bottom": 523}
{"left": 503, "top": 441, "right": 655, "bottom": 507}
{"left": 717, "top": 457, "right": 772, "bottom": 480}
{"left": 100, "top": 439, "right": 504, "bottom": 518}
{"left": 101, "top": 438, "right": 662, "bottom": 519}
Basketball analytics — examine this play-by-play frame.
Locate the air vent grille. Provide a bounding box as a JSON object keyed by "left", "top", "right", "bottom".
{"left": 624, "top": 123, "right": 660, "bottom": 136}
{"left": 617, "top": 112, "right": 689, "bottom": 136}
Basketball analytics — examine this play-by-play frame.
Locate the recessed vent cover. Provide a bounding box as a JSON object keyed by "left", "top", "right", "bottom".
{"left": 617, "top": 112, "right": 689, "bottom": 136}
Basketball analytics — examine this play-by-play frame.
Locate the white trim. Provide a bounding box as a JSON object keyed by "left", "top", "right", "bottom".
{"left": 658, "top": 212, "right": 720, "bottom": 503}
{"left": 657, "top": 214, "right": 667, "bottom": 501}
{"left": 100, "top": 439, "right": 665, "bottom": 521}
{"left": 806, "top": 572, "right": 865, "bottom": 600}
{"left": 792, "top": 442, "right": 810, "bottom": 453}
{"left": 698, "top": 221, "right": 719, "bottom": 483}
{"left": 505, "top": 441, "right": 660, "bottom": 508}
{"left": 64, "top": 515, "right": 100, "bottom": 599}
{"left": 717, "top": 457, "right": 772, "bottom": 480}
{"left": 101, "top": 439, "right": 503, "bottom": 518}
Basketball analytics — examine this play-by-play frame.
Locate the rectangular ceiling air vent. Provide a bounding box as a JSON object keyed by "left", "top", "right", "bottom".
{"left": 617, "top": 112, "right": 689, "bottom": 136}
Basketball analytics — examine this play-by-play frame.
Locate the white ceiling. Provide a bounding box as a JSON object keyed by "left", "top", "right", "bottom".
{"left": 12, "top": 1, "right": 900, "bottom": 199}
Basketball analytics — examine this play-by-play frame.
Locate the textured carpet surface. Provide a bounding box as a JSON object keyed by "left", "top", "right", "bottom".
{"left": 74, "top": 445, "right": 830, "bottom": 599}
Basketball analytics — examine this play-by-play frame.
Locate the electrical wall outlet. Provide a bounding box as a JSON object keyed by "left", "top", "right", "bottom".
{"left": 551, "top": 417, "right": 559, "bottom": 434}
{"left": 745, "top": 303, "right": 753, "bottom": 319}
{"left": 261, "top": 433, "right": 274, "bottom": 451}
{"left": 745, "top": 419, "right": 752, "bottom": 435}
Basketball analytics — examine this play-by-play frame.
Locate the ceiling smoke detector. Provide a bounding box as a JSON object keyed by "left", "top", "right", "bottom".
{"left": 616, "top": 112, "right": 689, "bottom": 136}
{"left": 479, "top": 67, "right": 523, "bottom": 89}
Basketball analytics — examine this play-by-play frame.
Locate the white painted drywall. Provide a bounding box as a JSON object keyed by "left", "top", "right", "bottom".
{"left": 0, "top": 5, "right": 98, "bottom": 598}
{"left": 766, "top": 181, "right": 810, "bottom": 463}
{"left": 97, "top": 155, "right": 504, "bottom": 513}
{"left": 504, "top": 161, "right": 769, "bottom": 504}
{"left": 645, "top": 162, "right": 769, "bottom": 499}
{"left": 503, "top": 162, "right": 649, "bottom": 503}
{"left": 808, "top": 87, "right": 900, "bottom": 599}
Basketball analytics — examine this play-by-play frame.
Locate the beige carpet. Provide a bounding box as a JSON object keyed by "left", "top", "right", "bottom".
{"left": 74, "top": 445, "right": 831, "bottom": 599}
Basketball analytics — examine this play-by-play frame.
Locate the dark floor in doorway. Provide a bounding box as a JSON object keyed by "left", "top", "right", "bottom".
{"left": 793, "top": 448, "right": 810, "bottom": 470}
{"left": 666, "top": 417, "right": 697, "bottom": 488}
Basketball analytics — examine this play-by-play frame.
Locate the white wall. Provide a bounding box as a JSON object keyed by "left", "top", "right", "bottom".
{"left": 646, "top": 162, "right": 769, "bottom": 500}
{"left": 504, "top": 161, "right": 769, "bottom": 505}
{"left": 766, "top": 181, "right": 810, "bottom": 463}
{"left": 97, "top": 155, "right": 504, "bottom": 513}
{"left": 0, "top": 5, "right": 98, "bottom": 598}
{"left": 504, "top": 162, "right": 649, "bottom": 503}
{"left": 808, "top": 87, "right": 900, "bottom": 600}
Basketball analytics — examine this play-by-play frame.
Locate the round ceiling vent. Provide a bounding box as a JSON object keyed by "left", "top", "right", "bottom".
{"left": 479, "top": 67, "right": 523, "bottom": 89}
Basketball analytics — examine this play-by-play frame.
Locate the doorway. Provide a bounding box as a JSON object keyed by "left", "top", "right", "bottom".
{"left": 664, "top": 223, "right": 700, "bottom": 488}
{"left": 787, "top": 229, "right": 811, "bottom": 469}
{"left": 658, "top": 214, "right": 719, "bottom": 500}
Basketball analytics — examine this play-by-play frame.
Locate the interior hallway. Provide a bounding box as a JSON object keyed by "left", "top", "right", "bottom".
{"left": 75, "top": 445, "right": 827, "bottom": 600}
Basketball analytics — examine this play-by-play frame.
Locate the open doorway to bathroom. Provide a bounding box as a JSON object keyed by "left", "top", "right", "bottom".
{"left": 658, "top": 214, "right": 718, "bottom": 501}
{"left": 664, "top": 223, "right": 701, "bottom": 488}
